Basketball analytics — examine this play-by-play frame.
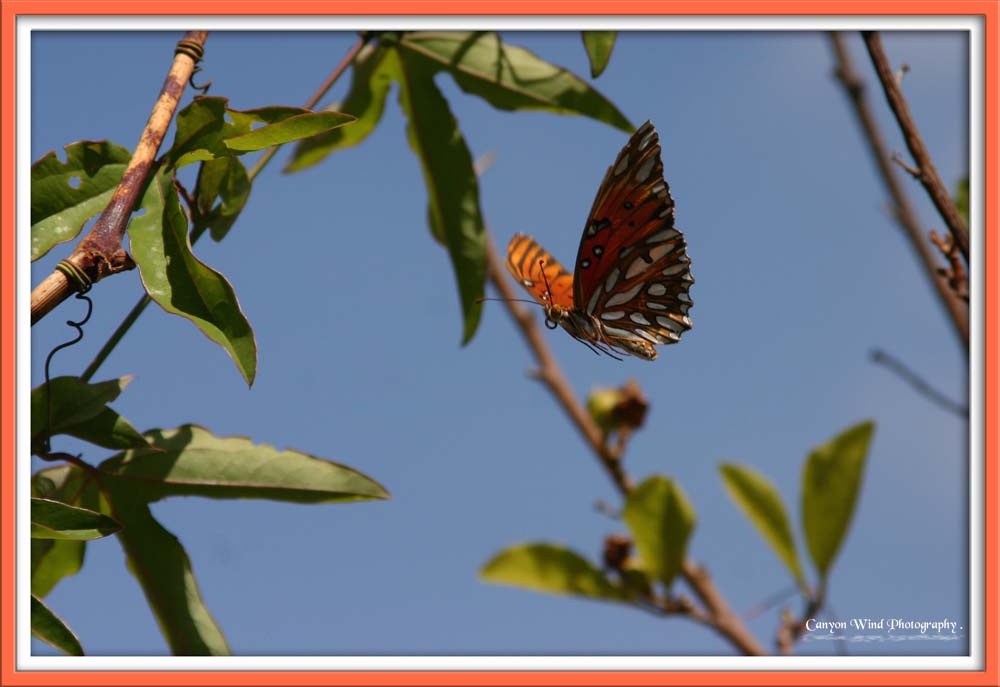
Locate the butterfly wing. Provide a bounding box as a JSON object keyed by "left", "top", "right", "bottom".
{"left": 571, "top": 121, "right": 694, "bottom": 351}
{"left": 505, "top": 233, "right": 575, "bottom": 309}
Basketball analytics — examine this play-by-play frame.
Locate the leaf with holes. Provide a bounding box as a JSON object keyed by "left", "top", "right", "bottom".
{"left": 286, "top": 44, "right": 396, "bottom": 172}
{"left": 129, "top": 168, "right": 257, "bottom": 386}
{"left": 622, "top": 476, "right": 696, "bottom": 589}
{"left": 802, "top": 421, "right": 875, "bottom": 579}
{"left": 394, "top": 50, "right": 486, "bottom": 344}
{"left": 31, "top": 497, "right": 121, "bottom": 540}
{"left": 398, "top": 32, "right": 632, "bottom": 133}
{"left": 98, "top": 424, "right": 390, "bottom": 504}
{"left": 32, "top": 595, "right": 84, "bottom": 656}
{"left": 719, "top": 463, "right": 805, "bottom": 586}
{"left": 480, "top": 543, "right": 625, "bottom": 602}
{"left": 581, "top": 31, "right": 617, "bottom": 78}
{"left": 31, "top": 140, "right": 132, "bottom": 260}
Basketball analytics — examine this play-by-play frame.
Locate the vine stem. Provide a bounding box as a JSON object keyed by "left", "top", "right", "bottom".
{"left": 484, "top": 235, "right": 766, "bottom": 656}
{"left": 828, "top": 32, "right": 969, "bottom": 349}
{"left": 81, "top": 33, "right": 369, "bottom": 383}
{"left": 861, "top": 31, "right": 970, "bottom": 262}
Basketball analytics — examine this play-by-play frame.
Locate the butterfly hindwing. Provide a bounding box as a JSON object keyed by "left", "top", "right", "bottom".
{"left": 505, "top": 233, "right": 575, "bottom": 310}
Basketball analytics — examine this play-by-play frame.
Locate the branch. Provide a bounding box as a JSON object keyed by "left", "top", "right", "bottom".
{"left": 871, "top": 348, "right": 969, "bottom": 417}
{"left": 861, "top": 31, "right": 970, "bottom": 263}
{"left": 31, "top": 31, "right": 209, "bottom": 325}
{"left": 828, "top": 32, "right": 969, "bottom": 349}
{"left": 484, "top": 236, "right": 766, "bottom": 656}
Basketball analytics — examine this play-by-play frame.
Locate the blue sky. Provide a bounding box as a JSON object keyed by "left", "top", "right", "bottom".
{"left": 29, "top": 29, "right": 970, "bottom": 657}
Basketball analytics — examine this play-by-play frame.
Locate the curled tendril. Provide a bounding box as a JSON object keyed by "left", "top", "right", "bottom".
{"left": 39, "top": 290, "right": 93, "bottom": 456}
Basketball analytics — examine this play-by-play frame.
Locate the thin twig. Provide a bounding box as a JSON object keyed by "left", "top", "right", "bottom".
{"left": 828, "top": 32, "right": 969, "bottom": 349}
{"left": 930, "top": 229, "right": 970, "bottom": 302}
{"left": 861, "top": 31, "right": 970, "bottom": 262}
{"left": 871, "top": 348, "right": 968, "bottom": 417}
{"left": 485, "top": 235, "right": 766, "bottom": 656}
{"left": 80, "top": 34, "right": 370, "bottom": 383}
{"left": 31, "top": 31, "right": 209, "bottom": 325}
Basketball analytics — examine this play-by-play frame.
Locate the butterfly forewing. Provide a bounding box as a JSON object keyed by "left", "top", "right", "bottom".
{"left": 505, "top": 233, "right": 575, "bottom": 310}
{"left": 571, "top": 121, "right": 693, "bottom": 349}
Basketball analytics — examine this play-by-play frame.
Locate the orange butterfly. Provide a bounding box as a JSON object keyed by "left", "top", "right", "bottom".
{"left": 505, "top": 121, "right": 694, "bottom": 360}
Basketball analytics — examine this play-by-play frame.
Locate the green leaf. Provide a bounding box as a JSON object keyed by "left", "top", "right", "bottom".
{"left": 622, "top": 476, "right": 696, "bottom": 589}
{"left": 61, "top": 406, "right": 150, "bottom": 451}
{"left": 129, "top": 168, "right": 257, "bottom": 386}
{"left": 480, "top": 543, "right": 624, "bottom": 601}
{"left": 31, "top": 140, "right": 132, "bottom": 260}
{"left": 581, "top": 31, "right": 617, "bottom": 78}
{"left": 285, "top": 44, "right": 396, "bottom": 172}
{"left": 394, "top": 49, "right": 486, "bottom": 344}
{"left": 31, "top": 376, "right": 134, "bottom": 451}
{"left": 31, "top": 466, "right": 91, "bottom": 596}
{"left": 165, "top": 97, "right": 354, "bottom": 168}
{"left": 801, "top": 421, "right": 875, "bottom": 579}
{"left": 398, "top": 32, "right": 632, "bottom": 133}
{"left": 31, "top": 497, "right": 121, "bottom": 540}
{"left": 103, "top": 478, "right": 230, "bottom": 655}
{"left": 224, "top": 110, "right": 354, "bottom": 152}
{"left": 99, "top": 424, "right": 389, "bottom": 504}
{"left": 719, "top": 463, "right": 805, "bottom": 586}
{"left": 954, "top": 177, "right": 969, "bottom": 226}
{"left": 31, "top": 595, "right": 84, "bottom": 656}
{"left": 193, "top": 157, "right": 250, "bottom": 242}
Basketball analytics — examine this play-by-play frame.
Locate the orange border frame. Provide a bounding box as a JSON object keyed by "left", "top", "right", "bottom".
{"left": 2, "top": 2, "right": 995, "bottom": 685}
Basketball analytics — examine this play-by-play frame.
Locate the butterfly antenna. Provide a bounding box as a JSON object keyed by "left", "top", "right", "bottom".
{"left": 537, "top": 259, "right": 555, "bottom": 306}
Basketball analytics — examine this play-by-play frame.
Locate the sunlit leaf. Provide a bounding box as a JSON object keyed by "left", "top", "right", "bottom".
{"left": 129, "top": 168, "right": 257, "bottom": 386}
{"left": 394, "top": 50, "right": 486, "bottom": 344}
{"left": 286, "top": 44, "right": 396, "bottom": 172}
{"left": 31, "top": 595, "right": 84, "bottom": 656}
{"left": 98, "top": 424, "right": 389, "bottom": 504}
{"left": 719, "top": 463, "right": 805, "bottom": 585}
{"left": 480, "top": 543, "right": 624, "bottom": 601}
{"left": 802, "top": 421, "right": 875, "bottom": 579}
{"left": 398, "top": 32, "right": 632, "bottom": 132}
{"left": 31, "top": 376, "right": 135, "bottom": 452}
{"left": 31, "top": 497, "right": 121, "bottom": 540}
{"left": 622, "top": 476, "right": 696, "bottom": 588}
{"left": 31, "top": 140, "right": 131, "bottom": 260}
{"left": 581, "top": 31, "right": 617, "bottom": 78}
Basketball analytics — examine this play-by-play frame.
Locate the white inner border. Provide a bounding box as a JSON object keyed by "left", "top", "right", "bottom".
{"left": 16, "top": 13, "right": 985, "bottom": 673}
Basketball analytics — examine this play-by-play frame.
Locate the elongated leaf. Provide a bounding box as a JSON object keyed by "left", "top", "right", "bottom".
{"left": 719, "top": 463, "right": 804, "bottom": 585}
{"left": 31, "top": 497, "right": 121, "bottom": 540}
{"left": 31, "top": 140, "right": 132, "bottom": 260}
{"left": 399, "top": 32, "right": 632, "bottom": 133}
{"left": 31, "top": 595, "right": 84, "bottom": 656}
{"left": 165, "top": 97, "right": 354, "bottom": 168}
{"left": 62, "top": 406, "right": 150, "bottom": 451}
{"left": 99, "top": 424, "right": 389, "bottom": 504}
{"left": 31, "top": 466, "right": 90, "bottom": 596}
{"left": 622, "top": 476, "right": 696, "bottom": 588}
{"left": 802, "top": 421, "right": 875, "bottom": 579}
{"left": 286, "top": 44, "right": 396, "bottom": 172}
{"left": 394, "top": 50, "right": 486, "bottom": 344}
{"left": 129, "top": 168, "right": 257, "bottom": 386}
{"left": 103, "top": 478, "right": 230, "bottom": 655}
{"left": 224, "top": 111, "right": 354, "bottom": 152}
{"left": 480, "top": 543, "right": 624, "bottom": 601}
{"left": 31, "top": 376, "right": 134, "bottom": 450}
{"left": 194, "top": 157, "right": 250, "bottom": 242}
{"left": 581, "top": 31, "right": 617, "bottom": 78}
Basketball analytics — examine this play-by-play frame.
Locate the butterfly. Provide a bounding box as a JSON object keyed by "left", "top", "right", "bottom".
{"left": 505, "top": 120, "right": 694, "bottom": 361}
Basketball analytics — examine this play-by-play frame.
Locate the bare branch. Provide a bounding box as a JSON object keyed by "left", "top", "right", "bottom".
{"left": 31, "top": 31, "right": 209, "bottom": 325}
{"left": 828, "top": 32, "right": 969, "bottom": 349}
{"left": 861, "top": 31, "right": 970, "bottom": 262}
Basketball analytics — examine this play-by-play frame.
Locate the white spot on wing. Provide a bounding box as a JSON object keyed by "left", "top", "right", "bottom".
{"left": 601, "top": 311, "right": 626, "bottom": 321}
{"left": 635, "top": 156, "right": 655, "bottom": 183}
{"left": 648, "top": 243, "right": 672, "bottom": 263}
{"left": 636, "top": 329, "right": 662, "bottom": 343}
{"left": 602, "top": 325, "right": 644, "bottom": 342}
{"left": 630, "top": 312, "right": 651, "bottom": 326}
{"left": 587, "top": 287, "right": 603, "bottom": 315}
{"left": 662, "top": 263, "right": 687, "bottom": 277}
{"left": 647, "top": 228, "right": 680, "bottom": 243}
{"left": 651, "top": 182, "right": 667, "bottom": 197}
{"left": 638, "top": 130, "right": 656, "bottom": 151}
{"left": 604, "top": 267, "right": 621, "bottom": 292}
{"left": 626, "top": 256, "right": 649, "bottom": 279}
{"left": 647, "top": 283, "right": 667, "bottom": 296}
{"left": 614, "top": 154, "right": 629, "bottom": 176}
{"left": 606, "top": 283, "right": 643, "bottom": 307}
{"left": 521, "top": 279, "right": 534, "bottom": 287}
{"left": 657, "top": 316, "right": 684, "bottom": 332}
{"left": 647, "top": 302, "right": 667, "bottom": 310}
{"left": 678, "top": 293, "right": 692, "bottom": 303}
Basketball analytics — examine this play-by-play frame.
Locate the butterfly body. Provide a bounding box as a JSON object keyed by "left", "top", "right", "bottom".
{"left": 505, "top": 121, "right": 694, "bottom": 361}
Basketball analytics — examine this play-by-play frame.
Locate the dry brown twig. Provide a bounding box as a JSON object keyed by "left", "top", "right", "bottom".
{"left": 861, "top": 31, "right": 970, "bottom": 263}
{"left": 30, "top": 31, "right": 209, "bottom": 325}
{"left": 828, "top": 32, "right": 969, "bottom": 349}
{"left": 484, "top": 236, "right": 767, "bottom": 656}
